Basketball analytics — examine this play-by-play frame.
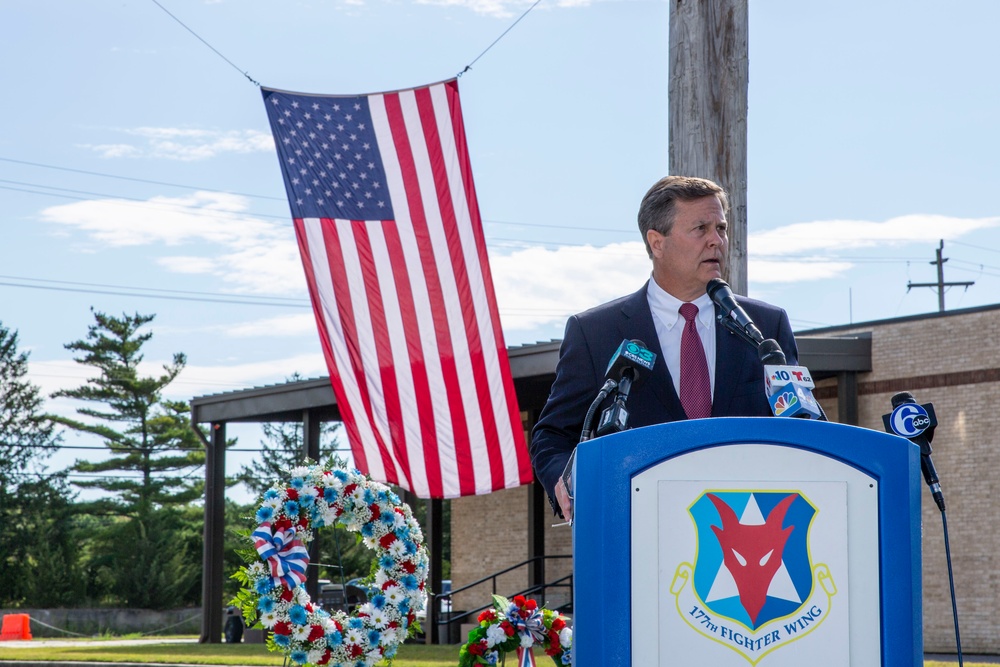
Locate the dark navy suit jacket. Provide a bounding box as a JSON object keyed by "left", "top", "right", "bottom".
{"left": 529, "top": 282, "right": 798, "bottom": 509}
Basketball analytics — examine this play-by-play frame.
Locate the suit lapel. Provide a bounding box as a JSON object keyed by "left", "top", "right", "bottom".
{"left": 712, "top": 303, "right": 750, "bottom": 416}
{"left": 620, "top": 284, "right": 687, "bottom": 422}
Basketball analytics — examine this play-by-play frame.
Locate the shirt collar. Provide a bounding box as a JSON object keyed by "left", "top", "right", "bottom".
{"left": 647, "top": 277, "right": 715, "bottom": 330}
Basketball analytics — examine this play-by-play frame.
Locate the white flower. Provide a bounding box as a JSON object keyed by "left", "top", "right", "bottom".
{"left": 374, "top": 570, "right": 389, "bottom": 587}
{"left": 264, "top": 497, "right": 282, "bottom": 511}
{"left": 365, "top": 649, "right": 382, "bottom": 666}
{"left": 370, "top": 610, "right": 388, "bottom": 629}
{"left": 486, "top": 624, "right": 507, "bottom": 648}
{"left": 290, "top": 465, "right": 311, "bottom": 479}
{"left": 362, "top": 535, "right": 377, "bottom": 550}
{"left": 322, "top": 617, "right": 338, "bottom": 633}
{"left": 345, "top": 628, "right": 364, "bottom": 645}
{"left": 520, "top": 632, "right": 534, "bottom": 648}
{"left": 388, "top": 541, "right": 406, "bottom": 558}
{"left": 559, "top": 627, "right": 573, "bottom": 648}
{"left": 307, "top": 648, "right": 326, "bottom": 664}
{"left": 293, "top": 625, "right": 311, "bottom": 641}
{"left": 383, "top": 585, "right": 404, "bottom": 605}
{"left": 358, "top": 602, "right": 376, "bottom": 617}
{"left": 321, "top": 507, "right": 338, "bottom": 525}
{"left": 259, "top": 611, "right": 279, "bottom": 628}
{"left": 247, "top": 562, "right": 266, "bottom": 577}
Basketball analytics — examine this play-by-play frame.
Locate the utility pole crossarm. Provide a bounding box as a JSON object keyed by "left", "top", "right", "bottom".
{"left": 906, "top": 240, "right": 974, "bottom": 312}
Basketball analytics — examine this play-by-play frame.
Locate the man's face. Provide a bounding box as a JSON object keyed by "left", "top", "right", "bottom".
{"left": 646, "top": 195, "right": 728, "bottom": 302}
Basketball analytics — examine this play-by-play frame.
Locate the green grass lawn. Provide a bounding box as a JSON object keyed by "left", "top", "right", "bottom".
{"left": 0, "top": 640, "right": 985, "bottom": 667}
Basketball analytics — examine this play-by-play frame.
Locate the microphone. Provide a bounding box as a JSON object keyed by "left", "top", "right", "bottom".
{"left": 595, "top": 339, "right": 657, "bottom": 437}
{"left": 707, "top": 278, "right": 765, "bottom": 346}
{"left": 763, "top": 364, "right": 824, "bottom": 420}
{"left": 757, "top": 338, "right": 787, "bottom": 366}
{"left": 882, "top": 392, "right": 945, "bottom": 512}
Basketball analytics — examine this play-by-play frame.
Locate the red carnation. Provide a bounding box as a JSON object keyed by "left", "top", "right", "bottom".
{"left": 334, "top": 620, "right": 343, "bottom": 632}
{"left": 524, "top": 599, "right": 538, "bottom": 611}
{"left": 369, "top": 504, "right": 381, "bottom": 520}
{"left": 280, "top": 588, "right": 295, "bottom": 602}
{"left": 500, "top": 620, "right": 514, "bottom": 636}
{"left": 549, "top": 630, "right": 560, "bottom": 647}
{"left": 468, "top": 641, "right": 486, "bottom": 656}
{"left": 298, "top": 516, "right": 309, "bottom": 528}
{"left": 275, "top": 518, "right": 293, "bottom": 531}
{"left": 308, "top": 625, "right": 324, "bottom": 641}
{"left": 478, "top": 609, "right": 496, "bottom": 623}
{"left": 379, "top": 533, "right": 397, "bottom": 549}
{"left": 273, "top": 621, "right": 291, "bottom": 635}
{"left": 389, "top": 621, "right": 399, "bottom": 629}
{"left": 407, "top": 612, "right": 416, "bottom": 624}
{"left": 286, "top": 488, "right": 299, "bottom": 500}
{"left": 394, "top": 507, "right": 405, "bottom": 515}
{"left": 401, "top": 560, "right": 416, "bottom": 574}
{"left": 546, "top": 644, "right": 561, "bottom": 657}
{"left": 306, "top": 603, "right": 314, "bottom": 612}
{"left": 317, "top": 649, "right": 332, "bottom": 665}
{"left": 513, "top": 595, "right": 526, "bottom": 608}
{"left": 551, "top": 618, "right": 566, "bottom": 631}
{"left": 344, "top": 483, "right": 358, "bottom": 496}
{"left": 382, "top": 580, "right": 397, "bottom": 590}
{"left": 349, "top": 644, "right": 363, "bottom": 658}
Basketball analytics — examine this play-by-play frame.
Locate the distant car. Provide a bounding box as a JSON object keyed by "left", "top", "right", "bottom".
{"left": 319, "top": 579, "right": 368, "bottom": 614}
{"left": 416, "top": 579, "right": 453, "bottom": 620}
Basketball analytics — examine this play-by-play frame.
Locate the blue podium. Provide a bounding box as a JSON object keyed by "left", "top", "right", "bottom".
{"left": 572, "top": 417, "right": 921, "bottom": 666}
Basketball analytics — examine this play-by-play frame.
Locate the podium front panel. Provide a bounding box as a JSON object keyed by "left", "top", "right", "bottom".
{"left": 572, "top": 418, "right": 921, "bottom": 667}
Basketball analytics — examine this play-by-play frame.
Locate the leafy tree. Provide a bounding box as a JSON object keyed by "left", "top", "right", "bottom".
{"left": 52, "top": 310, "right": 205, "bottom": 515}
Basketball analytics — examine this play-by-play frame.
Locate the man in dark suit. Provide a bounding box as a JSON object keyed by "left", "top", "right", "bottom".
{"left": 530, "top": 176, "right": 798, "bottom": 518}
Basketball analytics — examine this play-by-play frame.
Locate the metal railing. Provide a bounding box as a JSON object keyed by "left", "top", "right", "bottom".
{"left": 428, "top": 555, "right": 572, "bottom": 643}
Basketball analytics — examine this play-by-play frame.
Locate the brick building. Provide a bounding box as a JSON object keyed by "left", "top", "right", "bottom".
{"left": 448, "top": 303, "right": 1000, "bottom": 653}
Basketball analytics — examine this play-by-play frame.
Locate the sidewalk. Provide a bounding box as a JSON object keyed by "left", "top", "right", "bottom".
{"left": 0, "top": 639, "right": 196, "bottom": 649}
{"left": 926, "top": 655, "right": 1000, "bottom": 664}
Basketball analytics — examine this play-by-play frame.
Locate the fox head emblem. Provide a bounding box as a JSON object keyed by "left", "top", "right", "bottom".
{"left": 707, "top": 493, "right": 797, "bottom": 625}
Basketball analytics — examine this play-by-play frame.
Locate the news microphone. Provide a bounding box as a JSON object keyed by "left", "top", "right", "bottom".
{"left": 757, "top": 338, "right": 787, "bottom": 366}
{"left": 706, "top": 278, "right": 765, "bottom": 346}
{"left": 882, "top": 391, "right": 945, "bottom": 512}
{"left": 763, "top": 365, "right": 824, "bottom": 420}
{"left": 595, "top": 339, "right": 657, "bottom": 437}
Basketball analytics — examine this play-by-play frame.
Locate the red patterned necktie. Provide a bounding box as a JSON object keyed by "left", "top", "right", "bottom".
{"left": 679, "top": 303, "right": 712, "bottom": 419}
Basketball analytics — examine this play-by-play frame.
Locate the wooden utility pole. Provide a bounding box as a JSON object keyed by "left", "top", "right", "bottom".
{"left": 907, "top": 240, "right": 974, "bottom": 312}
{"left": 669, "top": 0, "right": 749, "bottom": 294}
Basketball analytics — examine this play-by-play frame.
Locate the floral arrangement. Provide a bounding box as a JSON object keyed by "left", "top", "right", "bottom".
{"left": 232, "top": 463, "right": 428, "bottom": 667}
{"left": 458, "top": 594, "right": 572, "bottom": 666}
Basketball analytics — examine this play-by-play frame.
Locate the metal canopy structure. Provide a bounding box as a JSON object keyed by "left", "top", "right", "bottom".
{"left": 192, "top": 334, "right": 871, "bottom": 642}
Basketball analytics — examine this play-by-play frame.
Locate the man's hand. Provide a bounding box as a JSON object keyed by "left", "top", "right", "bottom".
{"left": 555, "top": 477, "right": 573, "bottom": 522}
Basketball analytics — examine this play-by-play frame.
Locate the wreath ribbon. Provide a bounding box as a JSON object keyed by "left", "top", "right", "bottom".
{"left": 252, "top": 521, "right": 309, "bottom": 589}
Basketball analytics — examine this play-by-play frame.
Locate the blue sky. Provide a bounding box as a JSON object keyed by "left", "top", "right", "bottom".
{"left": 5, "top": 0, "right": 1000, "bottom": 495}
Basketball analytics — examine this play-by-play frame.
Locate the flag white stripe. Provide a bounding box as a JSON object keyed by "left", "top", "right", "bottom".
{"left": 398, "top": 89, "right": 489, "bottom": 493}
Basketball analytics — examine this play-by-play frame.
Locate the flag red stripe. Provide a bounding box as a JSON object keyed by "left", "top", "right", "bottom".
{"left": 414, "top": 86, "right": 506, "bottom": 492}
{"left": 382, "top": 91, "right": 476, "bottom": 496}
{"left": 351, "top": 220, "right": 412, "bottom": 488}
{"left": 445, "top": 82, "right": 534, "bottom": 483}
{"left": 292, "top": 219, "right": 369, "bottom": 474}
{"left": 380, "top": 220, "right": 444, "bottom": 498}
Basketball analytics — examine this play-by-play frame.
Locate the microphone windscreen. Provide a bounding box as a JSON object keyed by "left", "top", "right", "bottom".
{"left": 891, "top": 391, "right": 916, "bottom": 408}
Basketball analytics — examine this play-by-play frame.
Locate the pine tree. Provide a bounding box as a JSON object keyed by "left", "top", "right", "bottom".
{"left": 52, "top": 310, "right": 205, "bottom": 515}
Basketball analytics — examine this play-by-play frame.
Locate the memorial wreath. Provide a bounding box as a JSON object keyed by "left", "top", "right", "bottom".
{"left": 458, "top": 594, "right": 572, "bottom": 666}
{"left": 233, "top": 463, "right": 428, "bottom": 666}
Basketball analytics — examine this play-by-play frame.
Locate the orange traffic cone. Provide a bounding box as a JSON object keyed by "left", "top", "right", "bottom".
{"left": 0, "top": 614, "right": 32, "bottom": 641}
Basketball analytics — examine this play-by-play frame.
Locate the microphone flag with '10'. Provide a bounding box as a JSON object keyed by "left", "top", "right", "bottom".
{"left": 763, "top": 365, "right": 823, "bottom": 419}
{"left": 596, "top": 339, "right": 657, "bottom": 437}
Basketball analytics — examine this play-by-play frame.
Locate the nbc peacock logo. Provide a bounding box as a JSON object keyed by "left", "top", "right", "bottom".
{"left": 772, "top": 392, "right": 798, "bottom": 416}
{"left": 668, "top": 490, "right": 838, "bottom": 664}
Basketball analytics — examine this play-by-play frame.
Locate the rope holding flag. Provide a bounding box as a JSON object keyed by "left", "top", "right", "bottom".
{"left": 261, "top": 80, "right": 533, "bottom": 499}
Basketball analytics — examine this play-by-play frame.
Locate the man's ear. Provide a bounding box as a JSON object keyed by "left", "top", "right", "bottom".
{"left": 646, "top": 229, "right": 666, "bottom": 258}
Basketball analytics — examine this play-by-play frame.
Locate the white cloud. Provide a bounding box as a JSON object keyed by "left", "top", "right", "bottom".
{"left": 414, "top": 0, "right": 590, "bottom": 17}
{"left": 176, "top": 354, "right": 329, "bottom": 397}
{"left": 79, "top": 128, "right": 273, "bottom": 161}
{"left": 208, "top": 313, "right": 318, "bottom": 338}
{"left": 749, "top": 214, "right": 1000, "bottom": 256}
{"left": 748, "top": 260, "right": 854, "bottom": 284}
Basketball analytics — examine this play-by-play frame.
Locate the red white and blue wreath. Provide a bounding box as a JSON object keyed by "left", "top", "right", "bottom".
{"left": 233, "top": 464, "right": 428, "bottom": 666}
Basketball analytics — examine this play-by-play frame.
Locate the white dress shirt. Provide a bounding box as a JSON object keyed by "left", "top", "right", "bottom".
{"left": 646, "top": 278, "right": 717, "bottom": 400}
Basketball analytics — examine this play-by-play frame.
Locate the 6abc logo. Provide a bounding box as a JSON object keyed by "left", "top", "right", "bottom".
{"left": 889, "top": 403, "right": 932, "bottom": 438}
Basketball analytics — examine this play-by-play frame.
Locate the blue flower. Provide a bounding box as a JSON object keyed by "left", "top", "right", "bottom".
{"left": 311, "top": 510, "right": 324, "bottom": 528}
{"left": 348, "top": 617, "right": 364, "bottom": 630}
{"left": 561, "top": 647, "right": 572, "bottom": 665}
{"left": 400, "top": 574, "right": 418, "bottom": 591}
{"left": 327, "top": 630, "right": 343, "bottom": 646}
{"left": 395, "top": 526, "right": 410, "bottom": 540}
{"left": 371, "top": 594, "right": 386, "bottom": 610}
{"left": 379, "top": 512, "right": 395, "bottom": 526}
{"left": 363, "top": 488, "right": 375, "bottom": 504}
{"left": 284, "top": 500, "right": 300, "bottom": 516}
{"left": 486, "top": 651, "right": 499, "bottom": 665}
{"left": 255, "top": 506, "right": 274, "bottom": 523}
{"left": 360, "top": 523, "right": 375, "bottom": 538}
{"left": 255, "top": 578, "right": 274, "bottom": 594}
{"left": 403, "top": 541, "right": 417, "bottom": 556}
{"left": 398, "top": 599, "right": 410, "bottom": 615}
{"left": 367, "top": 629, "right": 381, "bottom": 645}
{"left": 377, "top": 490, "right": 388, "bottom": 502}
{"left": 290, "top": 650, "right": 308, "bottom": 664}
{"left": 334, "top": 470, "right": 348, "bottom": 482}
{"left": 289, "top": 604, "right": 308, "bottom": 625}
{"left": 383, "top": 645, "right": 398, "bottom": 659}
{"left": 290, "top": 476, "right": 305, "bottom": 490}
{"left": 378, "top": 555, "right": 394, "bottom": 570}
{"left": 257, "top": 596, "right": 275, "bottom": 613}
{"left": 272, "top": 633, "right": 291, "bottom": 648}
{"left": 264, "top": 489, "right": 280, "bottom": 500}
{"left": 388, "top": 491, "right": 401, "bottom": 505}
{"left": 324, "top": 488, "right": 338, "bottom": 503}
{"left": 300, "top": 494, "right": 315, "bottom": 508}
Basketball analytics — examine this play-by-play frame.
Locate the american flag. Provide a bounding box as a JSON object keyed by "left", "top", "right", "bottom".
{"left": 516, "top": 647, "right": 537, "bottom": 667}
{"left": 261, "top": 80, "right": 532, "bottom": 498}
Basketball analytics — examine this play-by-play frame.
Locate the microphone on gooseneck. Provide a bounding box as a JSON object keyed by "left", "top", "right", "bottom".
{"left": 882, "top": 391, "right": 944, "bottom": 512}
{"left": 707, "top": 278, "right": 765, "bottom": 346}
{"left": 595, "top": 339, "right": 657, "bottom": 437}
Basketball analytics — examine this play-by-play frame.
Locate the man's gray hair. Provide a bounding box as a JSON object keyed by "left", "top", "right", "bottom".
{"left": 637, "top": 176, "right": 729, "bottom": 258}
